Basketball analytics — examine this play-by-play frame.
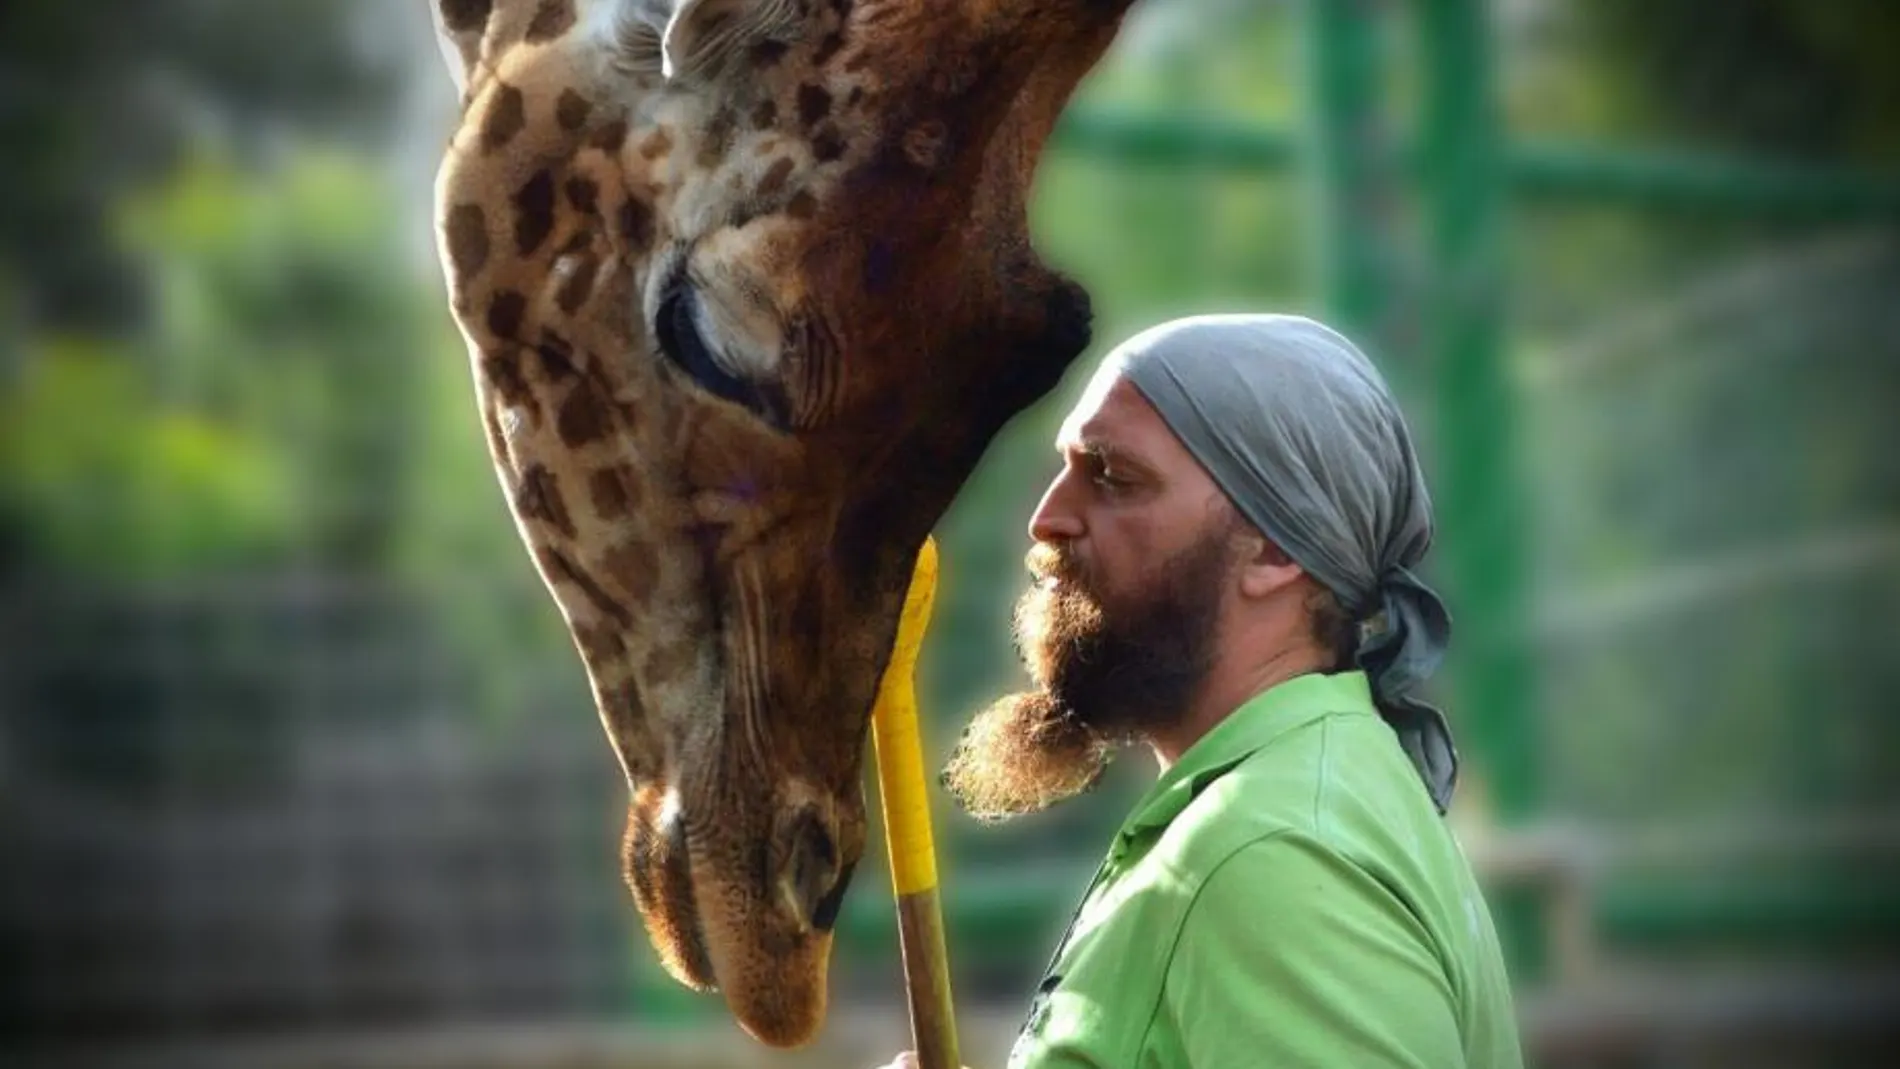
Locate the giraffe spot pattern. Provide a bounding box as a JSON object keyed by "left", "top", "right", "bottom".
{"left": 556, "top": 88, "right": 593, "bottom": 131}
{"left": 539, "top": 546, "right": 633, "bottom": 625}
{"left": 487, "top": 290, "right": 528, "bottom": 339}
{"left": 516, "top": 464, "right": 578, "bottom": 538}
{"left": 639, "top": 128, "right": 674, "bottom": 160}
{"left": 555, "top": 250, "right": 601, "bottom": 315}
{"left": 591, "top": 119, "right": 631, "bottom": 152}
{"left": 812, "top": 32, "right": 847, "bottom": 67}
{"left": 589, "top": 467, "right": 641, "bottom": 518}
{"left": 576, "top": 621, "right": 627, "bottom": 663}
{"left": 525, "top": 0, "right": 576, "bottom": 42}
{"left": 445, "top": 204, "right": 489, "bottom": 278}
{"left": 513, "top": 169, "right": 557, "bottom": 255}
{"left": 482, "top": 353, "right": 532, "bottom": 405}
{"left": 696, "top": 112, "right": 737, "bottom": 169}
{"left": 603, "top": 540, "right": 660, "bottom": 602}
{"left": 811, "top": 127, "right": 847, "bottom": 163}
{"left": 756, "top": 157, "right": 796, "bottom": 200}
{"left": 619, "top": 198, "right": 655, "bottom": 252}
{"left": 564, "top": 176, "right": 600, "bottom": 215}
{"left": 786, "top": 191, "right": 819, "bottom": 219}
{"left": 481, "top": 85, "right": 527, "bottom": 153}
{"left": 536, "top": 329, "right": 576, "bottom": 368}
{"left": 557, "top": 380, "right": 615, "bottom": 446}
{"left": 439, "top": 0, "right": 492, "bottom": 33}
{"left": 750, "top": 98, "right": 778, "bottom": 130}
{"left": 797, "top": 84, "right": 832, "bottom": 129}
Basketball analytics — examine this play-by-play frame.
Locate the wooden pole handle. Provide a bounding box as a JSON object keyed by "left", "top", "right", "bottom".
{"left": 870, "top": 538, "right": 960, "bottom": 1069}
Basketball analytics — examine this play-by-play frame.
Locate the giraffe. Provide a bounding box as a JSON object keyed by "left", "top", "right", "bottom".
{"left": 428, "top": 0, "right": 1135, "bottom": 1047}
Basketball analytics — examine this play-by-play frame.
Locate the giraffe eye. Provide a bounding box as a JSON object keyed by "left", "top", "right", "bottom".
{"left": 656, "top": 287, "right": 756, "bottom": 410}
{"left": 653, "top": 281, "right": 792, "bottom": 430}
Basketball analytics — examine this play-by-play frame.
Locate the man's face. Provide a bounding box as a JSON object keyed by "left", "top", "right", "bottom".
{"left": 941, "top": 373, "right": 1241, "bottom": 822}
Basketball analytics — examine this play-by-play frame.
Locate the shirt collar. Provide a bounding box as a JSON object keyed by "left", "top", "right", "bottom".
{"left": 1114, "top": 670, "right": 1375, "bottom": 847}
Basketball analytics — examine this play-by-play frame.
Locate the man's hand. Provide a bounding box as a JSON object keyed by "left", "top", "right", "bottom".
{"left": 872, "top": 1054, "right": 974, "bottom": 1069}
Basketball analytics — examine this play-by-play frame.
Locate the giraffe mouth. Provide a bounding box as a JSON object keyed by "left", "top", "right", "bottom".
{"left": 624, "top": 783, "right": 852, "bottom": 1047}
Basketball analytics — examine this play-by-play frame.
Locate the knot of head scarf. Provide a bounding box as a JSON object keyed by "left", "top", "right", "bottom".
{"left": 1105, "top": 314, "right": 1460, "bottom": 813}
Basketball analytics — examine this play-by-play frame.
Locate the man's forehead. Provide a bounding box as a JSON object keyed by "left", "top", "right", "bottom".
{"left": 1056, "top": 371, "right": 1175, "bottom": 460}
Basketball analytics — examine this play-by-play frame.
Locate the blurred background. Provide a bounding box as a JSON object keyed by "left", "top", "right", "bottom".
{"left": 3, "top": 1, "right": 1899, "bottom": 1066}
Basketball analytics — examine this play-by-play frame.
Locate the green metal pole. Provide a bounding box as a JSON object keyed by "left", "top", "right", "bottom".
{"left": 1302, "top": 0, "right": 1402, "bottom": 357}
{"left": 1159, "top": 42, "right": 1210, "bottom": 304}
{"left": 1415, "top": 0, "right": 1543, "bottom": 980}
{"left": 1050, "top": 107, "right": 1900, "bottom": 221}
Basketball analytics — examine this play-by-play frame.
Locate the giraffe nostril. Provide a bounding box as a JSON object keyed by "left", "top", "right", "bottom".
{"left": 778, "top": 809, "right": 853, "bottom": 932}
{"left": 810, "top": 859, "right": 856, "bottom": 932}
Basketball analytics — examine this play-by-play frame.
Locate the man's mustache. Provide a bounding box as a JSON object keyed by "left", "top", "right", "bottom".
{"left": 1026, "top": 542, "right": 1086, "bottom": 588}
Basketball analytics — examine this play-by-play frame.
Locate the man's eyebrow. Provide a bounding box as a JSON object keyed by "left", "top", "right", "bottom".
{"left": 1066, "top": 440, "right": 1156, "bottom": 477}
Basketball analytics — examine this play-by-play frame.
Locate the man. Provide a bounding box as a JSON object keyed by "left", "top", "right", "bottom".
{"left": 880, "top": 314, "right": 1522, "bottom": 1068}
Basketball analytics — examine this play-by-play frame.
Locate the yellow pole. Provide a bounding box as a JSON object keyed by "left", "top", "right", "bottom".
{"left": 870, "top": 537, "right": 959, "bottom": 1069}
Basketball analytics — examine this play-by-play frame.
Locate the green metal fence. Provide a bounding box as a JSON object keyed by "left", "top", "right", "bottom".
{"left": 833, "top": 0, "right": 1900, "bottom": 1007}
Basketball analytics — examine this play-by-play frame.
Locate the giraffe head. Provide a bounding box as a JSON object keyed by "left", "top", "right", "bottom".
{"left": 430, "top": 0, "right": 1132, "bottom": 1045}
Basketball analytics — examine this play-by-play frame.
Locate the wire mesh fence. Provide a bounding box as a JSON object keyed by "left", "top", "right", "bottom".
{"left": 1, "top": 577, "right": 636, "bottom": 1040}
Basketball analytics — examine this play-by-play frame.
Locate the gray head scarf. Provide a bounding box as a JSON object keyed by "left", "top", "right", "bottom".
{"left": 1102, "top": 313, "right": 1458, "bottom": 813}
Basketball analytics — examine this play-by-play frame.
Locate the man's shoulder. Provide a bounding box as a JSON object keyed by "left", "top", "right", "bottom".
{"left": 1163, "top": 710, "right": 1349, "bottom": 856}
{"left": 1151, "top": 709, "right": 1436, "bottom": 892}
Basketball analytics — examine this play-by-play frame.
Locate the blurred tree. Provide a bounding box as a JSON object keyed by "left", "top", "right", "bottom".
{"left": 1613, "top": 0, "right": 1900, "bottom": 162}
{"left": 0, "top": 151, "right": 438, "bottom": 577}
{"left": 0, "top": 0, "right": 399, "bottom": 331}
{"left": 1522, "top": 0, "right": 1900, "bottom": 165}
{"left": 0, "top": 337, "right": 293, "bottom": 579}
{"left": 122, "top": 151, "right": 431, "bottom": 568}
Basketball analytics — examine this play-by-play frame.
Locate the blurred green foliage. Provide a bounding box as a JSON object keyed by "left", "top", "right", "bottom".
{"left": 1, "top": 0, "right": 1898, "bottom": 1005}
{"left": 0, "top": 152, "right": 443, "bottom": 578}
{"left": 0, "top": 338, "right": 293, "bottom": 577}
{"left": 0, "top": 0, "right": 402, "bottom": 329}
{"left": 1583, "top": 0, "right": 1900, "bottom": 165}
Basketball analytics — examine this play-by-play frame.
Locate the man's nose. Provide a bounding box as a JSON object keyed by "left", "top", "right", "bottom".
{"left": 1027, "top": 475, "right": 1084, "bottom": 543}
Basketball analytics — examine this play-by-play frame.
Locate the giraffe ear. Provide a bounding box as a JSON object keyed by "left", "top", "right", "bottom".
{"left": 661, "top": 0, "right": 804, "bottom": 83}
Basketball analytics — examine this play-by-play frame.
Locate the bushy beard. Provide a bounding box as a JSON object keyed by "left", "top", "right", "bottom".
{"left": 941, "top": 526, "right": 1234, "bottom": 824}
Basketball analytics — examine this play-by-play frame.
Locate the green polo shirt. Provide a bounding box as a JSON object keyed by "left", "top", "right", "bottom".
{"left": 1006, "top": 671, "right": 1522, "bottom": 1069}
